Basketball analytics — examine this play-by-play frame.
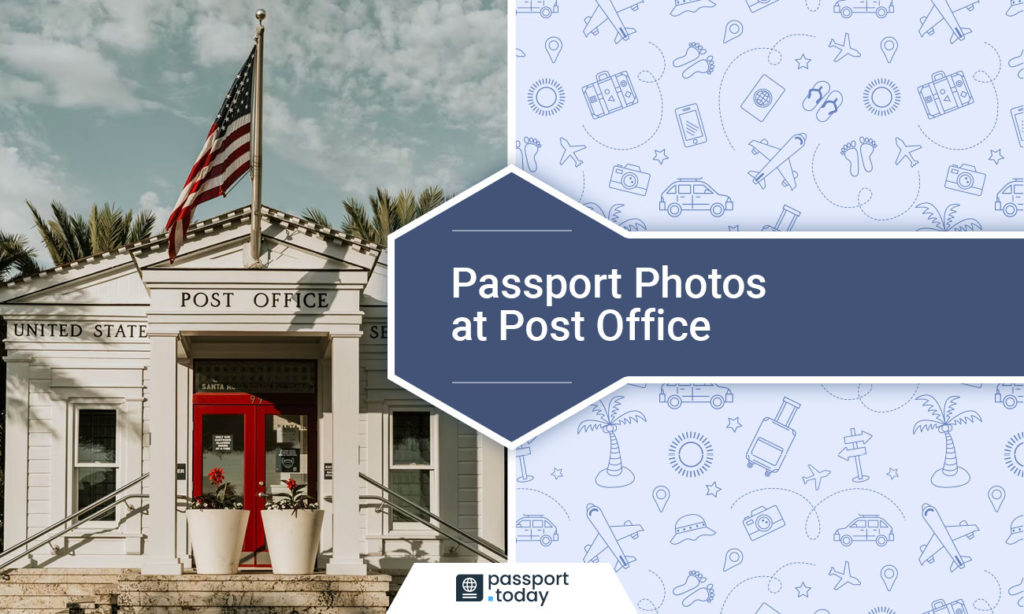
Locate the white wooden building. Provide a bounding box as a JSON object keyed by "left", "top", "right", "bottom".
{"left": 0, "top": 205, "right": 507, "bottom": 577}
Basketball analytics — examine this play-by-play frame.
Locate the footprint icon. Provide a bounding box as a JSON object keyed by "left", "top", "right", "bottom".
{"left": 516, "top": 137, "right": 542, "bottom": 173}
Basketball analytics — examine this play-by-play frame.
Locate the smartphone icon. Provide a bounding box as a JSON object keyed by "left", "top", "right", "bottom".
{"left": 1013, "top": 105, "right": 1024, "bottom": 148}
{"left": 676, "top": 104, "right": 707, "bottom": 147}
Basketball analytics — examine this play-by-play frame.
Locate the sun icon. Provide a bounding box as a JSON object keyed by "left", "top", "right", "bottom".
{"left": 863, "top": 78, "right": 901, "bottom": 117}
{"left": 527, "top": 78, "right": 566, "bottom": 117}
{"left": 668, "top": 431, "right": 714, "bottom": 478}
{"left": 1005, "top": 432, "right": 1024, "bottom": 477}
{"left": 868, "top": 608, "right": 895, "bottom": 614}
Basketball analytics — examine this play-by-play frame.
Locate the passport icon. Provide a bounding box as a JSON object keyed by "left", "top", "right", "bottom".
{"left": 741, "top": 74, "right": 785, "bottom": 122}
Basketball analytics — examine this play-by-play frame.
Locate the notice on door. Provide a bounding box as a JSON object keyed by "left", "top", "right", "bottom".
{"left": 276, "top": 448, "right": 299, "bottom": 472}
{"left": 212, "top": 434, "right": 233, "bottom": 451}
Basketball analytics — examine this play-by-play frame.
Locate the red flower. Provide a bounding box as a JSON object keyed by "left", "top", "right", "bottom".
{"left": 285, "top": 479, "right": 298, "bottom": 491}
{"left": 208, "top": 467, "right": 225, "bottom": 486}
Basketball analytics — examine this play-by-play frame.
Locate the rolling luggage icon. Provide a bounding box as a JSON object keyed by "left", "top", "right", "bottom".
{"left": 746, "top": 397, "right": 800, "bottom": 476}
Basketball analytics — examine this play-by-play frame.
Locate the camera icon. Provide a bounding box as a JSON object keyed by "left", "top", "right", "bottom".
{"left": 609, "top": 164, "right": 651, "bottom": 196}
{"left": 945, "top": 163, "right": 986, "bottom": 196}
{"left": 743, "top": 505, "right": 786, "bottom": 541}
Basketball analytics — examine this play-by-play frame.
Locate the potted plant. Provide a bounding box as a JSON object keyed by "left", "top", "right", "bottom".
{"left": 261, "top": 479, "right": 324, "bottom": 574}
{"left": 186, "top": 468, "right": 248, "bottom": 574}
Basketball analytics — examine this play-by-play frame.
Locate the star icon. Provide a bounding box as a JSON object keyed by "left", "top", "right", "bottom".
{"left": 886, "top": 467, "right": 899, "bottom": 480}
{"left": 726, "top": 417, "right": 743, "bottom": 432}
{"left": 795, "top": 582, "right": 811, "bottom": 598}
{"left": 990, "top": 149, "right": 1005, "bottom": 165}
{"left": 795, "top": 54, "right": 811, "bottom": 69}
{"left": 653, "top": 149, "right": 669, "bottom": 165}
{"left": 551, "top": 467, "right": 564, "bottom": 479}
{"left": 706, "top": 481, "right": 722, "bottom": 498}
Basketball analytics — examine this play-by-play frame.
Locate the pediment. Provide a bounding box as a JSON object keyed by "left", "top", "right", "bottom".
{"left": 1, "top": 258, "right": 148, "bottom": 306}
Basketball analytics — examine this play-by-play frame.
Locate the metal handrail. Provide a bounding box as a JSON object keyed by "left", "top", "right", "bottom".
{"left": 358, "top": 472, "right": 506, "bottom": 562}
{"left": 0, "top": 473, "right": 149, "bottom": 570}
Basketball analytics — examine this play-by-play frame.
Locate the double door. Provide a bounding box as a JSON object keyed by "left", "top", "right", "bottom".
{"left": 193, "top": 393, "right": 317, "bottom": 566}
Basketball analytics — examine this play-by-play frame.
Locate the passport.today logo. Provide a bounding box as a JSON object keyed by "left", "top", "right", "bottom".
{"left": 455, "top": 573, "right": 571, "bottom": 606}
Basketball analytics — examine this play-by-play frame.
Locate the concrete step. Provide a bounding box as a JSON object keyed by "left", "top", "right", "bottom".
{"left": 0, "top": 583, "right": 116, "bottom": 595}
{"left": 116, "top": 609, "right": 386, "bottom": 614}
{"left": 120, "top": 578, "right": 390, "bottom": 592}
{"left": 120, "top": 591, "right": 388, "bottom": 607}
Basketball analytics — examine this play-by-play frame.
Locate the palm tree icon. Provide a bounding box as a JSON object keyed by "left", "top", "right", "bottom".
{"left": 577, "top": 396, "right": 647, "bottom": 488}
{"left": 912, "top": 394, "right": 982, "bottom": 488}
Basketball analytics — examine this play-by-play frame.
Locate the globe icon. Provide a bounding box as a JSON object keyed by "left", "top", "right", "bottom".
{"left": 461, "top": 577, "right": 478, "bottom": 593}
{"left": 753, "top": 88, "right": 773, "bottom": 108}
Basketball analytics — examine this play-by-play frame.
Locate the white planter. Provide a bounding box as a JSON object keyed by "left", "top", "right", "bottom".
{"left": 261, "top": 509, "right": 325, "bottom": 574}
{"left": 186, "top": 509, "right": 249, "bottom": 574}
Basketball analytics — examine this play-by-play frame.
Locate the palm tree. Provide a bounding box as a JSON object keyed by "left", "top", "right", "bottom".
{"left": 912, "top": 394, "right": 982, "bottom": 488}
{"left": 583, "top": 202, "right": 647, "bottom": 231}
{"left": 0, "top": 232, "right": 39, "bottom": 283}
{"left": 916, "top": 203, "right": 982, "bottom": 231}
{"left": 26, "top": 201, "right": 155, "bottom": 266}
{"left": 302, "top": 186, "right": 446, "bottom": 247}
{"left": 577, "top": 396, "right": 646, "bottom": 488}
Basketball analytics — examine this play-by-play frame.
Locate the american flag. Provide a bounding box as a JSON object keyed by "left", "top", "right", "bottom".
{"left": 165, "top": 46, "right": 256, "bottom": 262}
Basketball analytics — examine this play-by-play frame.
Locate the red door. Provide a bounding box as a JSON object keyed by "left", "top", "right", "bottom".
{"left": 193, "top": 392, "right": 317, "bottom": 566}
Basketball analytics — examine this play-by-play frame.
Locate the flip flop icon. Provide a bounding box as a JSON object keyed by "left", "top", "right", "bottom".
{"left": 816, "top": 90, "right": 843, "bottom": 122}
{"left": 804, "top": 80, "right": 830, "bottom": 111}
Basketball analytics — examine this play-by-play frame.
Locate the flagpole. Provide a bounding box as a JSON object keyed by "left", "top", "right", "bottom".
{"left": 249, "top": 8, "right": 266, "bottom": 266}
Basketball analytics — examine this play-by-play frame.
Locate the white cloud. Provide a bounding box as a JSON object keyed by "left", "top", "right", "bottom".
{"left": 138, "top": 190, "right": 171, "bottom": 227}
{"left": 0, "top": 33, "right": 156, "bottom": 111}
{"left": 0, "top": 132, "right": 75, "bottom": 265}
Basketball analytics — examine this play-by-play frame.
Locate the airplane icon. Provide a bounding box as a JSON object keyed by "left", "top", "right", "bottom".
{"left": 582, "top": 503, "right": 644, "bottom": 571}
{"left": 748, "top": 133, "right": 807, "bottom": 191}
{"left": 559, "top": 138, "right": 586, "bottom": 167}
{"left": 828, "top": 33, "right": 862, "bottom": 62}
{"left": 828, "top": 561, "right": 862, "bottom": 590}
{"left": 583, "top": 0, "right": 641, "bottom": 44}
{"left": 919, "top": 503, "right": 978, "bottom": 572}
{"left": 919, "top": 0, "right": 978, "bottom": 43}
{"left": 895, "top": 137, "right": 922, "bottom": 167}
{"left": 802, "top": 464, "right": 832, "bottom": 491}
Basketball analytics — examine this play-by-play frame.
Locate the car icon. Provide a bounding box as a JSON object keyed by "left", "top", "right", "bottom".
{"left": 833, "top": 0, "right": 894, "bottom": 18}
{"left": 995, "top": 178, "right": 1024, "bottom": 217}
{"left": 659, "top": 384, "right": 734, "bottom": 410}
{"left": 659, "top": 179, "right": 734, "bottom": 218}
{"left": 516, "top": 515, "right": 560, "bottom": 546}
{"left": 833, "top": 514, "right": 894, "bottom": 547}
{"left": 995, "top": 383, "right": 1024, "bottom": 409}
{"left": 516, "top": 0, "right": 559, "bottom": 18}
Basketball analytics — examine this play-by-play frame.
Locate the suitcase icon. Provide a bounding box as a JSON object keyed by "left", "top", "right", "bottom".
{"left": 922, "top": 599, "right": 967, "bottom": 614}
{"left": 746, "top": 397, "right": 800, "bottom": 476}
{"left": 918, "top": 70, "right": 973, "bottom": 119}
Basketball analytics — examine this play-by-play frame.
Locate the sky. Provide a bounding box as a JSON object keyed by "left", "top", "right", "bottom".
{"left": 0, "top": 0, "right": 507, "bottom": 266}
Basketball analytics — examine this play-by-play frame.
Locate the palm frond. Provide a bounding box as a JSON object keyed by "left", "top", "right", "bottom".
{"left": 301, "top": 208, "right": 333, "bottom": 228}
{"left": 127, "top": 210, "right": 156, "bottom": 243}
{"left": 577, "top": 419, "right": 607, "bottom": 434}
{"left": 916, "top": 394, "right": 946, "bottom": 422}
{"left": 912, "top": 419, "right": 941, "bottom": 434}
{"left": 612, "top": 410, "right": 647, "bottom": 427}
{"left": 26, "top": 201, "right": 63, "bottom": 264}
{"left": 915, "top": 202, "right": 943, "bottom": 230}
{"left": 941, "top": 395, "right": 960, "bottom": 421}
{"left": 947, "top": 409, "right": 982, "bottom": 426}
{"left": 0, "top": 231, "right": 39, "bottom": 282}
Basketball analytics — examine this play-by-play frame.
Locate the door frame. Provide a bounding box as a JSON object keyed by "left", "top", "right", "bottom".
{"left": 192, "top": 392, "right": 318, "bottom": 566}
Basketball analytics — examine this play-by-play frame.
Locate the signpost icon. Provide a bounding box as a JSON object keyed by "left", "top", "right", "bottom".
{"left": 838, "top": 427, "right": 872, "bottom": 483}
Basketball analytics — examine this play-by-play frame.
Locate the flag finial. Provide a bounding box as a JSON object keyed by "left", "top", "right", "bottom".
{"left": 256, "top": 8, "right": 266, "bottom": 22}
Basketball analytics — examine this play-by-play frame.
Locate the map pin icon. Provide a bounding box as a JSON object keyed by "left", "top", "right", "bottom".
{"left": 880, "top": 36, "right": 898, "bottom": 63}
{"left": 545, "top": 36, "right": 563, "bottom": 63}
{"left": 989, "top": 485, "right": 1007, "bottom": 512}
{"left": 880, "top": 565, "right": 898, "bottom": 591}
{"left": 723, "top": 19, "right": 744, "bottom": 44}
{"left": 652, "top": 485, "right": 670, "bottom": 512}
{"left": 722, "top": 548, "right": 744, "bottom": 571}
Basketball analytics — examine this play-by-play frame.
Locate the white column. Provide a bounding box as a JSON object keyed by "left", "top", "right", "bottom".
{"left": 141, "top": 334, "right": 183, "bottom": 574}
{"left": 4, "top": 357, "right": 31, "bottom": 550}
{"left": 325, "top": 334, "right": 367, "bottom": 575}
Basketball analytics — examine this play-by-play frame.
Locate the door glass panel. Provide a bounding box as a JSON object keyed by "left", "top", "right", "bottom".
{"left": 78, "top": 467, "right": 117, "bottom": 521}
{"left": 264, "top": 414, "right": 310, "bottom": 500}
{"left": 201, "top": 414, "right": 246, "bottom": 500}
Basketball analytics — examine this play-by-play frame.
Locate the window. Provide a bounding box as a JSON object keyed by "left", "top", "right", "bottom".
{"left": 75, "top": 409, "right": 118, "bottom": 522}
{"left": 389, "top": 411, "right": 435, "bottom": 525}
